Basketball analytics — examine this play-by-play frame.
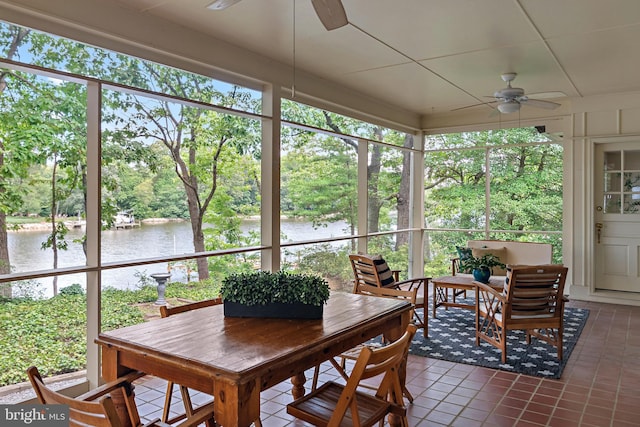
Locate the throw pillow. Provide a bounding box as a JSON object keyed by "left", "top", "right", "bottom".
{"left": 370, "top": 255, "right": 396, "bottom": 287}
{"left": 455, "top": 246, "right": 473, "bottom": 273}
{"left": 471, "top": 247, "right": 508, "bottom": 276}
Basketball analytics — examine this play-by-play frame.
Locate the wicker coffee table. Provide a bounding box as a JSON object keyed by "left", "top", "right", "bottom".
{"left": 431, "top": 275, "right": 504, "bottom": 318}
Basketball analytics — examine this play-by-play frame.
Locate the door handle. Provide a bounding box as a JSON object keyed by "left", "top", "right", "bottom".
{"left": 595, "top": 222, "right": 603, "bottom": 244}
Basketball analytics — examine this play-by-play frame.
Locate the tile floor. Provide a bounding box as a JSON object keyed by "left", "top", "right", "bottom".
{"left": 133, "top": 299, "right": 640, "bottom": 426}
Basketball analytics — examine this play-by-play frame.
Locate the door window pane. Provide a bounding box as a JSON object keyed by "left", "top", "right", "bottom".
{"left": 605, "top": 172, "right": 622, "bottom": 192}
{"left": 604, "top": 194, "right": 621, "bottom": 213}
{"left": 625, "top": 150, "right": 640, "bottom": 170}
{"left": 623, "top": 194, "right": 640, "bottom": 213}
{"left": 605, "top": 151, "right": 621, "bottom": 170}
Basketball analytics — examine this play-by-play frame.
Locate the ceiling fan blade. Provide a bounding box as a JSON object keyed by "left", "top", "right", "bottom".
{"left": 451, "top": 100, "right": 497, "bottom": 111}
{"left": 311, "top": 0, "right": 348, "bottom": 30}
{"left": 526, "top": 91, "right": 567, "bottom": 100}
{"left": 520, "top": 98, "right": 561, "bottom": 110}
{"left": 206, "top": 0, "right": 242, "bottom": 10}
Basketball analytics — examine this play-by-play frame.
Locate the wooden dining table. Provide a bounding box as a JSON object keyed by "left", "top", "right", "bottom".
{"left": 96, "top": 291, "right": 412, "bottom": 427}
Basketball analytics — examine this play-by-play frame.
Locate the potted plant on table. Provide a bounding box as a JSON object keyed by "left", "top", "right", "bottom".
{"left": 220, "top": 270, "right": 331, "bottom": 319}
{"left": 459, "top": 254, "right": 506, "bottom": 284}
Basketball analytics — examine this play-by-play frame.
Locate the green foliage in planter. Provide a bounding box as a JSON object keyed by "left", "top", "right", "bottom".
{"left": 220, "top": 270, "right": 330, "bottom": 307}
{"left": 459, "top": 253, "right": 506, "bottom": 271}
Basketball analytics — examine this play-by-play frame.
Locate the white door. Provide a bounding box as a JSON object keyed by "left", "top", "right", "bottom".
{"left": 594, "top": 142, "right": 640, "bottom": 292}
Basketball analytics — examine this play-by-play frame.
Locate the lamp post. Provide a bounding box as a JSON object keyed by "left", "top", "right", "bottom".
{"left": 150, "top": 273, "right": 171, "bottom": 305}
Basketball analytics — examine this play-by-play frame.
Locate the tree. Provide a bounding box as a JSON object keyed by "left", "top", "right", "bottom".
{"left": 281, "top": 102, "right": 413, "bottom": 248}
{"left": 423, "top": 128, "right": 564, "bottom": 271}
{"left": 0, "top": 26, "right": 31, "bottom": 291}
{"left": 102, "top": 60, "right": 259, "bottom": 280}
{"left": 2, "top": 23, "right": 265, "bottom": 284}
{"left": 284, "top": 135, "right": 357, "bottom": 237}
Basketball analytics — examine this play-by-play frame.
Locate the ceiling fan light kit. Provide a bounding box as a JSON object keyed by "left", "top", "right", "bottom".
{"left": 497, "top": 100, "right": 521, "bottom": 114}
{"left": 455, "top": 72, "right": 561, "bottom": 114}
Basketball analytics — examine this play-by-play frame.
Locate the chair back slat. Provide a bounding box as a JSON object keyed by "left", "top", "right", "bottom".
{"left": 505, "top": 265, "right": 567, "bottom": 317}
{"left": 349, "top": 254, "right": 397, "bottom": 292}
{"left": 160, "top": 297, "right": 222, "bottom": 318}
{"left": 350, "top": 255, "right": 381, "bottom": 288}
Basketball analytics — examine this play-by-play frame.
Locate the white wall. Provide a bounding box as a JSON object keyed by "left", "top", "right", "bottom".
{"left": 568, "top": 93, "right": 640, "bottom": 305}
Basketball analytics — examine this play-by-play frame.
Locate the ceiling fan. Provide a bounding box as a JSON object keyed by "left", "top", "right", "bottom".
{"left": 207, "top": 0, "right": 348, "bottom": 31}
{"left": 456, "top": 73, "right": 562, "bottom": 114}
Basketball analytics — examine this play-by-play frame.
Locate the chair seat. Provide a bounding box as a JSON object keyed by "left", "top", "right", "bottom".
{"left": 288, "top": 380, "right": 396, "bottom": 426}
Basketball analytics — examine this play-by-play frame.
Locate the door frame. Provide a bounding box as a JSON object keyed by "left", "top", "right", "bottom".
{"left": 588, "top": 136, "right": 640, "bottom": 303}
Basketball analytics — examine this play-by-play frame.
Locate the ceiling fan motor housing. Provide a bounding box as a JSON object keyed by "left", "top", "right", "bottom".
{"left": 494, "top": 86, "right": 525, "bottom": 100}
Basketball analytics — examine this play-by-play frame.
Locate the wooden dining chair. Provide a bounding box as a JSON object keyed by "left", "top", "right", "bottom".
{"left": 350, "top": 254, "right": 429, "bottom": 337}
{"left": 27, "top": 365, "right": 215, "bottom": 427}
{"left": 289, "top": 324, "right": 416, "bottom": 427}
{"left": 311, "top": 284, "right": 418, "bottom": 402}
{"left": 475, "top": 264, "right": 568, "bottom": 363}
{"left": 159, "top": 298, "right": 262, "bottom": 427}
{"left": 159, "top": 298, "right": 220, "bottom": 426}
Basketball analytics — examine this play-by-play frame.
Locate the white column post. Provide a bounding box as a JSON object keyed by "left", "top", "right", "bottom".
{"left": 409, "top": 131, "right": 425, "bottom": 278}
{"left": 261, "top": 84, "right": 281, "bottom": 271}
{"left": 85, "top": 81, "right": 101, "bottom": 387}
{"left": 357, "top": 139, "right": 369, "bottom": 253}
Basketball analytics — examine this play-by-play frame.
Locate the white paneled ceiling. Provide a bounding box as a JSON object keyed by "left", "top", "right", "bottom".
{"left": 7, "top": 0, "right": 640, "bottom": 120}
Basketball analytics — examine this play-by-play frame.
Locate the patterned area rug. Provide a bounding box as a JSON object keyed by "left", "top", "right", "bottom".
{"left": 405, "top": 302, "right": 589, "bottom": 379}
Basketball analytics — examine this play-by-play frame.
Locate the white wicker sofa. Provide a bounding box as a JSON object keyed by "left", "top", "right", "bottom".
{"left": 451, "top": 240, "right": 553, "bottom": 280}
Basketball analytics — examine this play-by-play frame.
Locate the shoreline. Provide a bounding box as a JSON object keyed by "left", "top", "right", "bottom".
{"left": 8, "top": 218, "right": 187, "bottom": 232}
{"left": 7, "top": 215, "right": 308, "bottom": 232}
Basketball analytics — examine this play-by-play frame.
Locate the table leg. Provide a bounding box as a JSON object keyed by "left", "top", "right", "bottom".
{"left": 101, "top": 347, "right": 138, "bottom": 427}
{"left": 291, "top": 373, "right": 306, "bottom": 400}
{"left": 214, "top": 379, "right": 260, "bottom": 427}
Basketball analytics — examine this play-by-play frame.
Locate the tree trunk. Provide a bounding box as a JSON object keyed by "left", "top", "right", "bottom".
{"left": 183, "top": 143, "right": 210, "bottom": 281}
{"left": 0, "top": 27, "right": 30, "bottom": 297}
{"left": 367, "top": 128, "right": 384, "bottom": 233}
{"left": 188, "top": 196, "right": 209, "bottom": 280}
{"left": 50, "top": 159, "right": 58, "bottom": 295}
{"left": 395, "top": 134, "right": 413, "bottom": 249}
{"left": 0, "top": 213, "right": 9, "bottom": 297}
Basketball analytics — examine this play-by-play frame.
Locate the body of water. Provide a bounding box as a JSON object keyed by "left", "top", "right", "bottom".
{"left": 7, "top": 218, "right": 350, "bottom": 297}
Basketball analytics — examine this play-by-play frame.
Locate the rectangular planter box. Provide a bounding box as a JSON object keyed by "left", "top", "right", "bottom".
{"left": 223, "top": 300, "right": 323, "bottom": 319}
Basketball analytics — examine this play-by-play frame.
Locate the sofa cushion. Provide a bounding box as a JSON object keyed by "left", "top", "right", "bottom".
{"left": 471, "top": 247, "right": 507, "bottom": 276}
